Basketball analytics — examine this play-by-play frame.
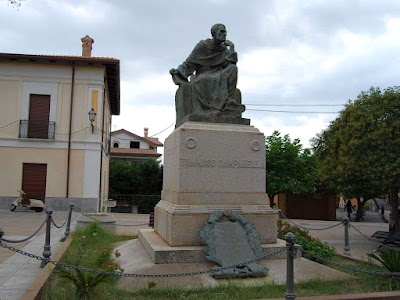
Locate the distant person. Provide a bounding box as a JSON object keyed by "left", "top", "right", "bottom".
{"left": 345, "top": 200, "right": 354, "bottom": 219}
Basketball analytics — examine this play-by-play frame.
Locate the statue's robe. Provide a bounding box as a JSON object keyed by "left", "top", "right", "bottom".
{"left": 174, "top": 39, "right": 238, "bottom": 121}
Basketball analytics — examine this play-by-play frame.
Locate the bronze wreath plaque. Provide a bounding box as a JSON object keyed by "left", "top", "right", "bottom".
{"left": 200, "top": 210, "right": 269, "bottom": 278}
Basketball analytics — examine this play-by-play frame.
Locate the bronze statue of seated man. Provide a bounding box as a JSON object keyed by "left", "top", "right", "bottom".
{"left": 170, "top": 23, "right": 248, "bottom": 127}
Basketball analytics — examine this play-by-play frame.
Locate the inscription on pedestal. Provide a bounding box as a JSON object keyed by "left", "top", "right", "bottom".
{"left": 180, "top": 158, "right": 264, "bottom": 169}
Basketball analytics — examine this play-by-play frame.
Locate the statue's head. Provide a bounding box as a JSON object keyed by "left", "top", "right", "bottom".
{"left": 211, "top": 24, "right": 227, "bottom": 43}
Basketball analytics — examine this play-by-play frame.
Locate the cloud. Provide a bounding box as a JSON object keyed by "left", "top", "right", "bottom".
{"left": 251, "top": 113, "right": 335, "bottom": 148}
{"left": 2, "top": 0, "right": 400, "bottom": 148}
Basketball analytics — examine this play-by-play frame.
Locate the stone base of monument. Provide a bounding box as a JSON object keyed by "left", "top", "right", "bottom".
{"left": 137, "top": 122, "right": 285, "bottom": 267}
{"left": 154, "top": 201, "right": 277, "bottom": 246}
{"left": 115, "top": 238, "right": 352, "bottom": 291}
{"left": 138, "top": 228, "right": 300, "bottom": 264}
{"left": 153, "top": 122, "right": 276, "bottom": 246}
{"left": 178, "top": 113, "right": 250, "bottom": 128}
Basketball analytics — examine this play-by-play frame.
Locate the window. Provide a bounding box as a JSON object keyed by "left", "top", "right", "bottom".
{"left": 19, "top": 94, "right": 55, "bottom": 139}
{"left": 113, "top": 142, "right": 119, "bottom": 148}
{"left": 130, "top": 141, "right": 140, "bottom": 149}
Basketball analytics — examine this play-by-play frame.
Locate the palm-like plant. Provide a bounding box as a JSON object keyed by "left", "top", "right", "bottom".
{"left": 367, "top": 248, "right": 400, "bottom": 272}
{"left": 58, "top": 268, "right": 109, "bottom": 300}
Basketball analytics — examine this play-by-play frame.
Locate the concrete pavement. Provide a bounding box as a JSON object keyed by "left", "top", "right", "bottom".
{"left": 294, "top": 209, "right": 391, "bottom": 261}
{"left": 0, "top": 210, "right": 78, "bottom": 300}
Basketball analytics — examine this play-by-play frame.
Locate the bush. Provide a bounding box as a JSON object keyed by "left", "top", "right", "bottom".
{"left": 277, "top": 219, "right": 335, "bottom": 262}
{"left": 367, "top": 248, "right": 400, "bottom": 272}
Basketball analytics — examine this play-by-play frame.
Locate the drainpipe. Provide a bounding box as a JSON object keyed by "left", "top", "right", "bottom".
{"left": 98, "top": 86, "right": 106, "bottom": 212}
{"left": 66, "top": 64, "right": 75, "bottom": 198}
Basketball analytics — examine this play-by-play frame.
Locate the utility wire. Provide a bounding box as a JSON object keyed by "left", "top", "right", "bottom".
{"left": 245, "top": 104, "right": 344, "bottom": 107}
{"left": 246, "top": 108, "right": 339, "bottom": 114}
{"left": 0, "top": 120, "right": 19, "bottom": 128}
{"left": 55, "top": 127, "right": 90, "bottom": 135}
{"left": 109, "top": 123, "right": 175, "bottom": 141}
{"left": 149, "top": 122, "right": 175, "bottom": 138}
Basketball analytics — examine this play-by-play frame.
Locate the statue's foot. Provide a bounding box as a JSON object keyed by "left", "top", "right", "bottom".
{"left": 211, "top": 110, "right": 222, "bottom": 116}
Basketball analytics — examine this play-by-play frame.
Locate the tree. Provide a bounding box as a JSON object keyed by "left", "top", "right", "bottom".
{"left": 312, "top": 87, "right": 400, "bottom": 229}
{"left": 7, "top": 0, "right": 24, "bottom": 8}
{"left": 109, "top": 159, "right": 163, "bottom": 195}
{"left": 266, "top": 131, "right": 317, "bottom": 207}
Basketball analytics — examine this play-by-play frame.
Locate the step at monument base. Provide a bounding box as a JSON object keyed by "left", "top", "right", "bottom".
{"left": 138, "top": 229, "right": 298, "bottom": 264}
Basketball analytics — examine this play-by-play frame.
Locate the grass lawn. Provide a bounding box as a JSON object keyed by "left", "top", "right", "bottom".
{"left": 44, "top": 222, "right": 400, "bottom": 300}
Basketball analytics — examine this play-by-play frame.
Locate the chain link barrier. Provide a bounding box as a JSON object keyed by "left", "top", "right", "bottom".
{"left": 0, "top": 219, "right": 47, "bottom": 243}
{"left": 51, "top": 215, "right": 69, "bottom": 229}
{"left": 349, "top": 223, "right": 397, "bottom": 250}
{"left": 278, "top": 210, "right": 399, "bottom": 250}
{"left": 278, "top": 211, "right": 343, "bottom": 231}
{"left": 300, "top": 247, "right": 400, "bottom": 276}
{"left": 2, "top": 208, "right": 399, "bottom": 279}
{"left": 0, "top": 241, "right": 285, "bottom": 278}
{"left": 2, "top": 239, "right": 399, "bottom": 278}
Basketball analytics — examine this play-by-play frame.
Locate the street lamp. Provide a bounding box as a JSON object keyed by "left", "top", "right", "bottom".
{"left": 88, "top": 108, "right": 96, "bottom": 133}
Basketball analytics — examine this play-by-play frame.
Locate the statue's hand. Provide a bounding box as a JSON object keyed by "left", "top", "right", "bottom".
{"left": 170, "top": 68, "right": 188, "bottom": 85}
{"left": 224, "top": 40, "right": 235, "bottom": 51}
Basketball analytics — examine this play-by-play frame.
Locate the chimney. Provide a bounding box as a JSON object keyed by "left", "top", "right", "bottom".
{"left": 81, "top": 35, "right": 94, "bottom": 57}
{"left": 144, "top": 127, "right": 149, "bottom": 138}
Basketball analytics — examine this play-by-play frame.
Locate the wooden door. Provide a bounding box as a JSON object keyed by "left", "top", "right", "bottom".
{"left": 21, "top": 163, "right": 47, "bottom": 204}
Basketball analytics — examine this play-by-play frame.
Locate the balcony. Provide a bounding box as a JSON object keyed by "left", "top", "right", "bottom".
{"left": 19, "top": 120, "right": 55, "bottom": 139}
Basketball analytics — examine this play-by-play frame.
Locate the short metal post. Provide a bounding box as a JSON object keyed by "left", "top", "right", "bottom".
{"left": 343, "top": 217, "right": 351, "bottom": 256}
{"left": 277, "top": 209, "right": 282, "bottom": 219}
{"left": 63, "top": 204, "right": 73, "bottom": 240}
{"left": 40, "top": 209, "right": 53, "bottom": 268}
{"left": 285, "top": 232, "right": 296, "bottom": 300}
{"left": 388, "top": 221, "right": 395, "bottom": 244}
{"left": 149, "top": 212, "right": 154, "bottom": 228}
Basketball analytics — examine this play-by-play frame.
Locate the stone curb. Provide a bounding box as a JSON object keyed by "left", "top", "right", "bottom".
{"left": 264, "top": 291, "right": 400, "bottom": 299}
{"left": 335, "top": 252, "right": 372, "bottom": 264}
{"left": 20, "top": 235, "right": 72, "bottom": 300}
{"left": 294, "top": 291, "right": 400, "bottom": 299}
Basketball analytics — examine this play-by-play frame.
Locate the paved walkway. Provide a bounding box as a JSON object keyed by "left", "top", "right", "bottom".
{"left": 0, "top": 210, "right": 78, "bottom": 300}
{"left": 290, "top": 209, "right": 390, "bottom": 261}
{"left": 0, "top": 209, "right": 394, "bottom": 299}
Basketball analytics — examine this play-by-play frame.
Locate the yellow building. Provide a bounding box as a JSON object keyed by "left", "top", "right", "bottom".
{"left": 0, "top": 36, "right": 120, "bottom": 212}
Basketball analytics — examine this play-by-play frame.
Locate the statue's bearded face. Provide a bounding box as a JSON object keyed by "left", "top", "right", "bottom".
{"left": 213, "top": 26, "right": 227, "bottom": 43}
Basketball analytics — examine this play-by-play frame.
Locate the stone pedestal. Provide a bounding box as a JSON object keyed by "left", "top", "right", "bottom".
{"left": 153, "top": 122, "right": 277, "bottom": 247}
{"left": 76, "top": 214, "right": 116, "bottom": 233}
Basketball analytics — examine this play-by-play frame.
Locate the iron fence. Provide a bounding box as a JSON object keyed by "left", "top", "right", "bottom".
{"left": 109, "top": 194, "right": 160, "bottom": 214}
{"left": 19, "top": 120, "right": 55, "bottom": 139}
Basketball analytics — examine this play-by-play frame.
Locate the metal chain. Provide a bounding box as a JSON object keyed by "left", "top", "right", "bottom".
{"left": 278, "top": 211, "right": 398, "bottom": 250}
{"left": 3, "top": 240, "right": 399, "bottom": 277}
{"left": 51, "top": 215, "right": 69, "bottom": 229}
{"left": 300, "top": 248, "right": 400, "bottom": 276}
{"left": 0, "top": 242, "right": 45, "bottom": 260}
{"left": 0, "top": 219, "right": 47, "bottom": 243}
{"left": 279, "top": 212, "right": 343, "bottom": 231}
{"left": 0, "top": 241, "right": 285, "bottom": 278}
{"left": 349, "top": 224, "right": 397, "bottom": 249}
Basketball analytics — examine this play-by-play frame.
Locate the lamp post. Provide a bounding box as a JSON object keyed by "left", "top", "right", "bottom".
{"left": 88, "top": 108, "right": 96, "bottom": 133}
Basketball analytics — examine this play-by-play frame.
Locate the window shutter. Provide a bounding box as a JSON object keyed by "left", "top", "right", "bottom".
{"left": 28, "top": 94, "right": 50, "bottom": 138}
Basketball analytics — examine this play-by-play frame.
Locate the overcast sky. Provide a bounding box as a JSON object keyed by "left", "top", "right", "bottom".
{"left": 2, "top": 0, "right": 400, "bottom": 148}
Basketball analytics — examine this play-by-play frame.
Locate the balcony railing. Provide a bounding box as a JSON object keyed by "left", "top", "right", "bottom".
{"left": 19, "top": 120, "right": 55, "bottom": 139}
